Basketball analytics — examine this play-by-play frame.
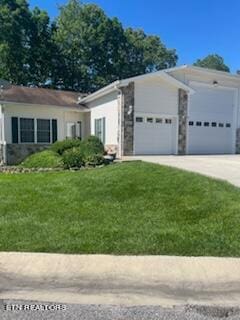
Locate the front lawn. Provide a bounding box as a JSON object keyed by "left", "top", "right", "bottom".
{"left": 1, "top": 161, "right": 240, "bottom": 256}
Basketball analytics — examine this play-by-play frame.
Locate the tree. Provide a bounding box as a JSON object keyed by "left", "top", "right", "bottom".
{"left": 28, "top": 7, "right": 54, "bottom": 85}
{"left": 124, "top": 28, "right": 177, "bottom": 77}
{"left": 0, "top": 0, "right": 32, "bottom": 84}
{"left": 54, "top": 0, "right": 178, "bottom": 92}
{"left": 194, "top": 54, "right": 230, "bottom": 72}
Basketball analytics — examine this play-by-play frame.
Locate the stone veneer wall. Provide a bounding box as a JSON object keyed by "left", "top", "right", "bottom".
{"left": 236, "top": 128, "right": 240, "bottom": 154}
{"left": 120, "top": 82, "right": 135, "bottom": 156}
{"left": 6, "top": 144, "right": 50, "bottom": 165}
{"left": 178, "top": 89, "right": 188, "bottom": 155}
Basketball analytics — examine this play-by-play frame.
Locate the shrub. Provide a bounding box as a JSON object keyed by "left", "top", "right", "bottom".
{"left": 82, "top": 136, "right": 104, "bottom": 155}
{"left": 51, "top": 139, "right": 82, "bottom": 155}
{"left": 20, "top": 150, "right": 63, "bottom": 168}
{"left": 62, "top": 148, "right": 84, "bottom": 169}
{"left": 83, "top": 153, "right": 104, "bottom": 167}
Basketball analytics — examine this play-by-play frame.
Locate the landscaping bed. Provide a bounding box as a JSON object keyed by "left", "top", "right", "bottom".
{"left": 1, "top": 161, "right": 240, "bottom": 256}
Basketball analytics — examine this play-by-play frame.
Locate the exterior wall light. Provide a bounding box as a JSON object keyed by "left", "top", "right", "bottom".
{"left": 213, "top": 80, "right": 218, "bottom": 87}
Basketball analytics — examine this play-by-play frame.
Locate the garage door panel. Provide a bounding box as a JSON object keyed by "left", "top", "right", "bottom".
{"left": 188, "top": 84, "right": 235, "bottom": 155}
{"left": 134, "top": 118, "right": 176, "bottom": 155}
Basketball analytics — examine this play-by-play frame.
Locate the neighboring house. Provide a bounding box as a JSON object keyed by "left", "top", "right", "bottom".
{"left": 1, "top": 65, "right": 240, "bottom": 164}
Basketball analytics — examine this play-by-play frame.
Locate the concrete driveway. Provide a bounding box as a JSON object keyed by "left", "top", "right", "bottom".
{"left": 124, "top": 155, "right": 240, "bottom": 187}
{"left": 1, "top": 253, "right": 240, "bottom": 307}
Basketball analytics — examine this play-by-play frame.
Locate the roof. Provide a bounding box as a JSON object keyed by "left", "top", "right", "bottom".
{"left": 79, "top": 67, "right": 195, "bottom": 104}
{"left": 79, "top": 65, "right": 240, "bottom": 104}
{"left": 166, "top": 65, "right": 240, "bottom": 80}
{"left": 0, "top": 85, "right": 87, "bottom": 109}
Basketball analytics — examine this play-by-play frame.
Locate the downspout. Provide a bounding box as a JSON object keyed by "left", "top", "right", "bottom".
{"left": 114, "top": 84, "right": 123, "bottom": 158}
{"left": 0, "top": 103, "right": 6, "bottom": 165}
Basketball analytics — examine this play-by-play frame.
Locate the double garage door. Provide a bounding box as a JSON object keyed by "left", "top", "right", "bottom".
{"left": 134, "top": 84, "right": 236, "bottom": 155}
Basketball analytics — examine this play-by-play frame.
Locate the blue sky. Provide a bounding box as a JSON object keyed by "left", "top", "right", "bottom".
{"left": 29, "top": 0, "right": 240, "bottom": 72}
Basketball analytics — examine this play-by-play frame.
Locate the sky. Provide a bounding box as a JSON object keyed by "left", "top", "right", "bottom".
{"left": 29, "top": 0, "right": 240, "bottom": 73}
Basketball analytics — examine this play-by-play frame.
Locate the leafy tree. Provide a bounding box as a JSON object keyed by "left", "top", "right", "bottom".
{"left": 194, "top": 54, "right": 230, "bottom": 72}
{"left": 124, "top": 28, "right": 177, "bottom": 77}
{"left": 28, "top": 7, "right": 54, "bottom": 85}
{"left": 0, "top": 0, "right": 32, "bottom": 84}
{"left": 54, "top": 0, "right": 177, "bottom": 92}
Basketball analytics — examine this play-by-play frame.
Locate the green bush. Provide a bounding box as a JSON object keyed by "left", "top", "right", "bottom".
{"left": 62, "top": 148, "right": 84, "bottom": 169}
{"left": 82, "top": 136, "right": 104, "bottom": 155}
{"left": 83, "top": 153, "right": 104, "bottom": 166}
{"left": 20, "top": 150, "right": 63, "bottom": 168}
{"left": 51, "top": 139, "right": 82, "bottom": 155}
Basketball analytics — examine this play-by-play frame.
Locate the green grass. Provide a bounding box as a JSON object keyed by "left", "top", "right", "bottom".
{"left": 1, "top": 161, "right": 240, "bottom": 256}
{"left": 20, "top": 150, "right": 63, "bottom": 168}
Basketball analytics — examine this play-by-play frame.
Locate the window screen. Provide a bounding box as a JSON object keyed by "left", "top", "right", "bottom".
{"left": 95, "top": 118, "right": 106, "bottom": 144}
{"left": 20, "top": 118, "right": 34, "bottom": 143}
{"left": 37, "top": 119, "right": 50, "bottom": 143}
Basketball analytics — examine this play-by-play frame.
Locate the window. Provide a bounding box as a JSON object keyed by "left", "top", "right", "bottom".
{"left": 212, "top": 122, "right": 217, "bottom": 127}
{"left": 12, "top": 117, "right": 57, "bottom": 144}
{"left": 189, "top": 121, "right": 194, "bottom": 126}
{"left": 165, "top": 119, "right": 172, "bottom": 124}
{"left": 147, "top": 117, "right": 153, "bottom": 123}
{"left": 226, "top": 123, "right": 231, "bottom": 128}
{"left": 196, "top": 121, "right": 202, "bottom": 126}
{"left": 219, "top": 123, "right": 224, "bottom": 128}
{"left": 204, "top": 122, "right": 209, "bottom": 127}
{"left": 136, "top": 117, "right": 143, "bottom": 123}
{"left": 20, "top": 118, "right": 34, "bottom": 143}
{"left": 95, "top": 118, "right": 105, "bottom": 143}
{"left": 156, "top": 118, "right": 163, "bottom": 124}
{"left": 37, "top": 119, "right": 50, "bottom": 143}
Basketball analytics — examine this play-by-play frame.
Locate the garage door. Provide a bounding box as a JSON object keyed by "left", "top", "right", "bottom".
{"left": 188, "top": 84, "right": 235, "bottom": 154}
{"left": 134, "top": 115, "right": 176, "bottom": 154}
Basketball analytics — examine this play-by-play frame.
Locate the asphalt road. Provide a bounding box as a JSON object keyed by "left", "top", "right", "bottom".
{"left": 1, "top": 301, "right": 240, "bottom": 320}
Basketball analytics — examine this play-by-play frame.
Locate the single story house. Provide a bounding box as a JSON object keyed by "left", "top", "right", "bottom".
{"left": 1, "top": 65, "right": 240, "bottom": 164}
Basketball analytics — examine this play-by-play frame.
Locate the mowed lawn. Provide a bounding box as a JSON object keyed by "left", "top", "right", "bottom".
{"left": 1, "top": 161, "right": 240, "bottom": 256}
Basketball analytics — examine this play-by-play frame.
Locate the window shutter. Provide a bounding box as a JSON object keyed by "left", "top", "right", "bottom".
{"left": 52, "top": 119, "right": 58, "bottom": 143}
{"left": 12, "top": 117, "right": 18, "bottom": 143}
{"left": 94, "top": 119, "right": 97, "bottom": 136}
{"left": 102, "top": 117, "right": 106, "bottom": 144}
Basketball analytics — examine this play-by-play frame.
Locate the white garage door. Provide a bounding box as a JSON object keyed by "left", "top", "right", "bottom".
{"left": 188, "top": 84, "right": 235, "bottom": 154}
{"left": 134, "top": 115, "right": 176, "bottom": 154}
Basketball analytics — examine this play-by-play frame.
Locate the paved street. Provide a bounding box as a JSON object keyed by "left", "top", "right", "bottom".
{"left": 124, "top": 155, "right": 240, "bottom": 187}
{"left": 1, "top": 301, "right": 240, "bottom": 320}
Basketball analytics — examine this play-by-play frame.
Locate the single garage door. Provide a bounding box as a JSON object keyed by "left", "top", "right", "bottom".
{"left": 134, "top": 115, "right": 176, "bottom": 154}
{"left": 188, "top": 84, "right": 235, "bottom": 154}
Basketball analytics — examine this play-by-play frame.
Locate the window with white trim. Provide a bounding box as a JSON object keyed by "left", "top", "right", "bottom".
{"left": 136, "top": 117, "right": 143, "bottom": 123}
{"left": 95, "top": 117, "right": 105, "bottom": 143}
{"left": 20, "top": 118, "right": 34, "bottom": 143}
{"left": 12, "top": 117, "right": 57, "bottom": 144}
{"left": 156, "top": 118, "right": 163, "bottom": 124}
{"left": 147, "top": 117, "right": 153, "bottom": 123}
{"left": 37, "top": 119, "right": 51, "bottom": 143}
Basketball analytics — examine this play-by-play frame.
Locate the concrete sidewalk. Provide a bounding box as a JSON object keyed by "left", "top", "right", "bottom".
{"left": 1, "top": 253, "right": 240, "bottom": 307}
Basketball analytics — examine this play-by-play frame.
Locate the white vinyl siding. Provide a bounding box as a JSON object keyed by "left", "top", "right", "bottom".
{"left": 89, "top": 92, "right": 119, "bottom": 146}
{"left": 4, "top": 103, "right": 88, "bottom": 144}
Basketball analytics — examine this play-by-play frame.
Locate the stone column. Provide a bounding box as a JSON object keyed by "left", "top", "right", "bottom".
{"left": 236, "top": 128, "right": 240, "bottom": 154}
{"left": 120, "top": 82, "right": 135, "bottom": 156}
{"left": 178, "top": 89, "right": 188, "bottom": 155}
